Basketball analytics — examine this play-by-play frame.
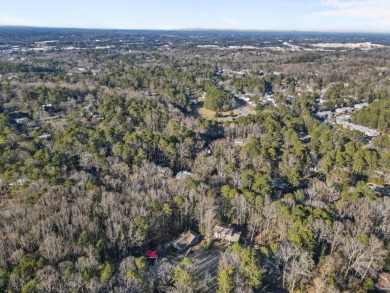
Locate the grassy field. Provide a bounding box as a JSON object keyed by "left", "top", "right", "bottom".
{"left": 197, "top": 107, "right": 241, "bottom": 120}
{"left": 198, "top": 107, "right": 216, "bottom": 119}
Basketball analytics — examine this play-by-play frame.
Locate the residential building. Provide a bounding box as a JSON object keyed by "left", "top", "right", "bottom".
{"left": 234, "top": 138, "right": 244, "bottom": 145}
{"left": 354, "top": 102, "right": 369, "bottom": 110}
{"left": 335, "top": 107, "right": 353, "bottom": 115}
{"left": 172, "top": 230, "right": 201, "bottom": 252}
{"left": 314, "top": 111, "right": 333, "bottom": 120}
{"left": 176, "top": 171, "right": 193, "bottom": 179}
{"left": 213, "top": 225, "right": 241, "bottom": 243}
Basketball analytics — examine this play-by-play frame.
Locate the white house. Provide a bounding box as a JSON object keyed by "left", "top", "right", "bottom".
{"left": 213, "top": 225, "right": 241, "bottom": 243}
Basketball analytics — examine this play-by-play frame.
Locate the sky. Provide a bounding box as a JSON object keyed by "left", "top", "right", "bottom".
{"left": 0, "top": 0, "right": 390, "bottom": 33}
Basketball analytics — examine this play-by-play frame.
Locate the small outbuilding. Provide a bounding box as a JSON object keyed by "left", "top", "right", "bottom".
{"left": 144, "top": 250, "right": 158, "bottom": 259}
{"left": 234, "top": 139, "right": 245, "bottom": 145}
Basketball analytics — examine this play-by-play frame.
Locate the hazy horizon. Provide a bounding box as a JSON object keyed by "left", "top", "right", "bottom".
{"left": 1, "top": 0, "right": 390, "bottom": 33}
{"left": 1, "top": 25, "right": 390, "bottom": 36}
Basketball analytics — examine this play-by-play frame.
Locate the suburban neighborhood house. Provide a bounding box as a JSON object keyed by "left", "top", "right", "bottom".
{"left": 172, "top": 230, "right": 201, "bottom": 252}
{"left": 213, "top": 225, "right": 241, "bottom": 243}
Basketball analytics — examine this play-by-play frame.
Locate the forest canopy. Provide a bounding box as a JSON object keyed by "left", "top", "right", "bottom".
{"left": 204, "top": 84, "right": 235, "bottom": 111}
{"left": 0, "top": 29, "right": 390, "bottom": 293}
{"left": 351, "top": 99, "right": 390, "bottom": 133}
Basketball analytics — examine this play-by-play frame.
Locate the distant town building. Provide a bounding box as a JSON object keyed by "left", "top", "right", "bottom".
{"left": 314, "top": 111, "right": 333, "bottom": 120}
{"left": 40, "top": 103, "right": 53, "bottom": 110}
{"left": 354, "top": 102, "right": 369, "bottom": 110}
{"left": 14, "top": 117, "right": 30, "bottom": 124}
{"left": 335, "top": 107, "right": 353, "bottom": 115}
{"left": 299, "top": 135, "right": 311, "bottom": 143}
{"left": 234, "top": 139, "right": 245, "bottom": 145}
{"left": 38, "top": 133, "right": 52, "bottom": 139}
{"left": 176, "top": 171, "right": 193, "bottom": 179}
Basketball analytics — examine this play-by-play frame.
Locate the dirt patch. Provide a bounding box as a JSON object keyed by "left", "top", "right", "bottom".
{"left": 172, "top": 241, "right": 228, "bottom": 292}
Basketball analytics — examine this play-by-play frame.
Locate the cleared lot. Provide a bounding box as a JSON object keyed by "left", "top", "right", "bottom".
{"left": 174, "top": 241, "right": 228, "bottom": 292}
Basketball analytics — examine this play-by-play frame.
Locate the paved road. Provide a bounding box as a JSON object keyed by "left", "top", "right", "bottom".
{"left": 235, "top": 98, "right": 256, "bottom": 116}
{"left": 236, "top": 105, "right": 254, "bottom": 116}
{"left": 367, "top": 183, "right": 390, "bottom": 196}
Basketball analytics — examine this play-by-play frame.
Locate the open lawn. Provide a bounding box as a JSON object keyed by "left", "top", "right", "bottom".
{"left": 198, "top": 107, "right": 243, "bottom": 120}
{"left": 198, "top": 107, "right": 218, "bottom": 119}
{"left": 194, "top": 98, "right": 256, "bottom": 121}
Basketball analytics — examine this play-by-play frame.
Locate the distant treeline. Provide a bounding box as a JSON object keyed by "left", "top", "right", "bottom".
{"left": 0, "top": 62, "right": 61, "bottom": 74}
{"left": 287, "top": 53, "right": 323, "bottom": 64}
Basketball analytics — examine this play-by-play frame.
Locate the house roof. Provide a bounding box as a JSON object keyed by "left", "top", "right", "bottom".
{"left": 214, "top": 225, "right": 241, "bottom": 242}
{"left": 176, "top": 171, "right": 193, "bottom": 179}
{"left": 174, "top": 230, "right": 199, "bottom": 250}
{"left": 214, "top": 225, "right": 234, "bottom": 236}
{"left": 335, "top": 107, "right": 353, "bottom": 113}
{"left": 229, "top": 231, "right": 241, "bottom": 243}
{"left": 315, "top": 111, "right": 333, "bottom": 118}
{"left": 145, "top": 250, "right": 158, "bottom": 258}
